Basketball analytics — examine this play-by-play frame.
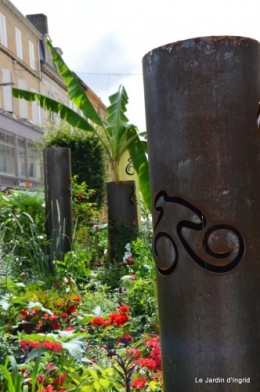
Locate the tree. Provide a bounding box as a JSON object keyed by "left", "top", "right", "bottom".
{"left": 13, "top": 39, "right": 151, "bottom": 211}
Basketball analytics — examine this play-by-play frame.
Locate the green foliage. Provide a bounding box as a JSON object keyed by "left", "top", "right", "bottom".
{"left": 42, "top": 127, "right": 106, "bottom": 208}
{"left": 0, "top": 182, "right": 162, "bottom": 392}
{"left": 13, "top": 39, "right": 151, "bottom": 211}
{"left": 0, "top": 190, "right": 50, "bottom": 281}
{"left": 71, "top": 176, "right": 99, "bottom": 228}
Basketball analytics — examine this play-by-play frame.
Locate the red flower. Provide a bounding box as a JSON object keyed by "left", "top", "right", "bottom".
{"left": 54, "top": 373, "right": 67, "bottom": 386}
{"left": 118, "top": 305, "right": 130, "bottom": 313}
{"left": 127, "top": 348, "right": 141, "bottom": 359}
{"left": 21, "top": 340, "right": 62, "bottom": 353}
{"left": 40, "top": 386, "right": 55, "bottom": 392}
{"left": 43, "top": 341, "right": 62, "bottom": 353}
{"left": 37, "top": 374, "right": 45, "bottom": 384}
{"left": 146, "top": 337, "right": 159, "bottom": 347}
{"left": 109, "top": 312, "right": 128, "bottom": 326}
{"left": 146, "top": 336, "right": 162, "bottom": 370}
{"left": 63, "top": 326, "right": 75, "bottom": 331}
{"left": 20, "top": 340, "right": 41, "bottom": 350}
{"left": 132, "top": 378, "right": 147, "bottom": 389}
{"left": 49, "top": 314, "right": 59, "bottom": 321}
{"left": 51, "top": 322, "right": 61, "bottom": 330}
{"left": 126, "top": 257, "right": 134, "bottom": 265}
{"left": 45, "top": 362, "right": 56, "bottom": 375}
{"left": 136, "top": 358, "right": 157, "bottom": 370}
{"left": 90, "top": 316, "right": 106, "bottom": 326}
{"left": 116, "top": 334, "right": 134, "bottom": 345}
{"left": 67, "top": 305, "right": 76, "bottom": 314}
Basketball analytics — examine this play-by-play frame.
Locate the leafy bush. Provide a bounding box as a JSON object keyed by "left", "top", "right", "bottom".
{"left": 0, "top": 190, "right": 50, "bottom": 280}
{"left": 0, "top": 182, "right": 162, "bottom": 391}
{"left": 42, "top": 125, "right": 106, "bottom": 208}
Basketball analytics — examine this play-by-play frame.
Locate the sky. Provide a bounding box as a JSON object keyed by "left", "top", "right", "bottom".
{"left": 11, "top": 0, "right": 260, "bottom": 131}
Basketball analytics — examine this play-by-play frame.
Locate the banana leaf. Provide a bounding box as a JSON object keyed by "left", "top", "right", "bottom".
{"left": 12, "top": 39, "right": 151, "bottom": 211}
{"left": 12, "top": 89, "right": 95, "bottom": 132}
{"left": 47, "top": 39, "right": 103, "bottom": 126}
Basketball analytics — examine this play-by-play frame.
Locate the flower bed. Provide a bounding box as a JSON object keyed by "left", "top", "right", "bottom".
{"left": 0, "top": 189, "right": 161, "bottom": 391}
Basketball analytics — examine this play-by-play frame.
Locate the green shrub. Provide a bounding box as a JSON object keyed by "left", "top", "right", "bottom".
{"left": 42, "top": 125, "right": 106, "bottom": 208}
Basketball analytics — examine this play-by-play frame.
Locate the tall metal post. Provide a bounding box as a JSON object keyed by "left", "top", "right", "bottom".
{"left": 143, "top": 36, "right": 260, "bottom": 391}
{"left": 44, "top": 147, "right": 73, "bottom": 263}
{"left": 107, "top": 181, "right": 138, "bottom": 262}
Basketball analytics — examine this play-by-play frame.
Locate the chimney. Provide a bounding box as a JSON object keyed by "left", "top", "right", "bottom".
{"left": 26, "top": 14, "right": 49, "bottom": 35}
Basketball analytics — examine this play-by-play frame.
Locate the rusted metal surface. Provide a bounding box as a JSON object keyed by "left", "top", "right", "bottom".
{"left": 44, "top": 147, "right": 72, "bottom": 262}
{"left": 107, "top": 181, "right": 138, "bottom": 262}
{"left": 143, "top": 36, "right": 260, "bottom": 391}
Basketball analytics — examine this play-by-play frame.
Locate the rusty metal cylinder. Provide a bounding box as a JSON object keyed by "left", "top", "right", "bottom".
{"left": 107, "top": 181, "right": 138, "bottom": 262}
{"left": 143, "top": 36, "right": 260, "bottom": 391}
{"left": 44, "top": 147, "right": 73, "bottom": 262}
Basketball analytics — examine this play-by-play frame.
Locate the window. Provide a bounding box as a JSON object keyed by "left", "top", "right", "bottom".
{"left": 15, "top": 27, "right": 23, "bottom": 59}
{"left": 0, "top": 12, "right": 7, "bottom": 47}
{"left": 29, "top": 40, "right": 35, "bottom": 70}
{"left": 0, "top": 130, "right": 15, "bottom": 174}
{"left": 2, "top": 69, "right": 13, "bottom": 112}
{"left": 17, "top": 137, "right": 26, "bottom": 176}
{"left": 28, "top": 143, "right": 42, "bottom": 179}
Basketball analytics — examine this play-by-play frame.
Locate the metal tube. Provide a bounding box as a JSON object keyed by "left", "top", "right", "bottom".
{"left": 143, "top": 36, "right": 260, "bottom": 391}
{"left": 107, "top": 181, "right": 138, "bottom": 262}
{"left": 44, "top": 147, "right": 72, "bottom": 264}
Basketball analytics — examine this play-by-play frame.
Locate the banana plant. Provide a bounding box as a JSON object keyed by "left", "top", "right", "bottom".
{"left": 12, "top": 39, "right": 151, "bottom": 211}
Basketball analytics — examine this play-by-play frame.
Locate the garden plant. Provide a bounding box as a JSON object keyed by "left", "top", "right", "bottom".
{"left": 0, "top": 188, "right": 162, "bottom": 391}
{"left": 12, "top": 39, "right": 151, "bottom": 212}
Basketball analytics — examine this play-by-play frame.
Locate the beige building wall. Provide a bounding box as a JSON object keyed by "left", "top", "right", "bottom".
{"left": 0, "top": 0, "right": 41, "bottom": 121}
{"left": 0, "top": 0, "right": 107, "bottom": 190}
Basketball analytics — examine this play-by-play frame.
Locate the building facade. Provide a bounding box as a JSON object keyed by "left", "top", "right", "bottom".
{"left": 0, "top": 0, "right": 106, "bottom": 190}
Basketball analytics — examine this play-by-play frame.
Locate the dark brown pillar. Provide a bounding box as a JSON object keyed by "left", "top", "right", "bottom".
{"left": 143, "top": 36, "right": 260, "bottom": 391}
{"left": 107, "top": 181, "right": 138, "bottom": 262}
{"left": 44, "top": 147, "right": 72, "bottom": 264}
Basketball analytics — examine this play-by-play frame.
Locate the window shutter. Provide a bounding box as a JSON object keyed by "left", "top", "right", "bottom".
{"left": 0, "top": 13, "right": 7, "bottom": 47}
{"left": 15, "top": 27, "right": 23, "bottom": 59}
{"left": 2, "top": 69, "right": 13, "bottom": 112}
{"left": 29, "top": 40, "right": 35, "bottom": 70}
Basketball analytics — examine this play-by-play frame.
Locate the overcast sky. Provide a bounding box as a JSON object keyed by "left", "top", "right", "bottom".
{"left": 11, "top": 0, "right": 260, "bottom": 131}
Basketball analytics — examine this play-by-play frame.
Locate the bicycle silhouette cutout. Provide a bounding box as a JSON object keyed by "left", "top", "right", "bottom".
{"left": 153, "top": 191, "right": 245, "bottom": 275}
